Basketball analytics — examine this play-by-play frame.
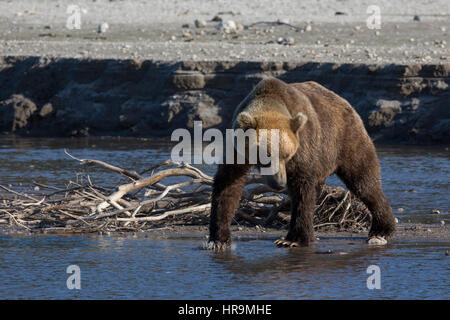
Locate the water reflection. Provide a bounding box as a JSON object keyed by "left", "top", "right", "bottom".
{"left": 0, "top": 234, "right": 448, "bottom": 299}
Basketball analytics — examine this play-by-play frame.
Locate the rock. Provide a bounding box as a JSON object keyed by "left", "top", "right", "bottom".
{"left": 429, "top": 209, "right": 441, "bottom": 214}
{"left": 440, "top": 221, "right": 445, "bottom": 225}
{"left": 187, "top": 101, "right": 222, "bottom": 128}
{"left": 217, "top": 20, "right": 237, "bottom": 33}
{"left": 182, "top": 23, "right": 190, "bottom": 28}
{"left": 413, "top": 15, "right": 421, "bottom": 22}
{"left": 305, "top": 24, "right": 312, "bottom": 32}
{"left": 397, "top": 207, "right": 404, "bottom": 212}
{"left": 39, "top": 103, "right": 53, "bottom": 118}
{"left": 98, "top": 22, "right": 109, "bottom": 33}
{"left": 194, "top": 19, "right": 207, "bottom": 28}
{"left": 211, "top": 15, "right": 222, "bottom": 22}
{"left": 367, "top": 236, "right": 388, "bottom": 245}
{"left": 277, "top": 37, "right": 295, "bottom": 45}
{"left": 367, "top": 99, "right": 402, "bottom": 129}
{"left": 0, "top": 94, "right": 37, "bottom": 131}
{"left": 277, "top": 18, "right": 290, "bottom": 24}
{"left": 285, "top": 37, "right": 295, "bottom": 45}
{"left": 395, "top": 218, "right": 399, "bottom": 223}
{"left": 446, "top": 250, "right": 449, "bottom": 256}
{"left": 173, "top": 72, "right": 205, "bottom": 89}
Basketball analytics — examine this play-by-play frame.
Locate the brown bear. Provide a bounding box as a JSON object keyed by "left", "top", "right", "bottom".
{"left": 208, "top": 77, "right": 396, "bottom": 249}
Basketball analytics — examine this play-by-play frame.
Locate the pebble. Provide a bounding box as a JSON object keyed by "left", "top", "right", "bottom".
{"left": 305, "top": 24, "right": 312, "bottom": 32}
{"left": 283, "top": 37, "right": 295, "bottom": 45}
{"left": 194, "top": 19, "right": 206, "bottom": 28}
{"left": 182, "top": 23, "right": 190, "bottom": 28}
{"left": 98, "top": 22, "right": 109, "bottom": 33}
{"left": 182, "top": 32, "right": 192, "bottom": 38}
{"left": 397, "top": 207, "right": 404, "bottom": 212}
{"left": 395, "top": 218, "right": 399, "bottom": 223}
{"left": 413, "top": 15, "right": 421, "bottom": 22}
{"left": 212, "top": 15, "right": 222, "bottom": 22}
{"left": 446, "top": 250, "right": 449, "bottom": 256}
{"left": 217, "top": 20, "right": 238, "bottom": 33}
{"left": 440, "top": 221, "right": 445, "bottom": 225}
{"left": 429, "top": 209, "right": 441, "bottom": 214}
{"left": 277, "top": 18, "right": 290, "bottom": 25}
{"left": 34, "top": 186, "right": 40, "bottom": 191}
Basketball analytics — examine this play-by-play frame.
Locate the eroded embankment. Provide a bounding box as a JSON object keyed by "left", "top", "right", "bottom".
{"left": 0, "top": 56, "right": 449, "bottom": 144}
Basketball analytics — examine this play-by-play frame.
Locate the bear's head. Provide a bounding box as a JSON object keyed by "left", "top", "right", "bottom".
{"left": 235, "top": 110, "right": 308, "bottom": 190}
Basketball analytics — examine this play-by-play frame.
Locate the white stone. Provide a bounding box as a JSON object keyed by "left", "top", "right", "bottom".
{"left": 217, "top": 20, "right": 237, "bottom": 33}
{"left": 194, "top": 19, "right": 207, "bottom": 28}
{"left": 367, "top": 236, "right": 388, "bottom": 245}
{"left": 98, "top": 22, "right": 109, "bottom": 33}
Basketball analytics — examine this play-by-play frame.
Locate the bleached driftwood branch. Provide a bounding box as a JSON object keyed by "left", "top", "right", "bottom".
{"left": 0, "top": 151, "right": 371, "bottom": 234}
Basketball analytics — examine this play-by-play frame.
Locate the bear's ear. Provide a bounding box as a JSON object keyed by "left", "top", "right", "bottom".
{"left": 236, "top": 112, "right": 256, "bottom": 130}
{"left": 290, "top": 112, "right": 308, "bottom": 134}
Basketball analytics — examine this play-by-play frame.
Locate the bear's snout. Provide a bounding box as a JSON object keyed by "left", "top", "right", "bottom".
{"left": 264, "top": 175, "right": 286, "bottom": 191}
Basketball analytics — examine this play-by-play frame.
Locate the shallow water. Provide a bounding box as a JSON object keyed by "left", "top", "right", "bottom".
{"left": 0, "top": 137, "right": 448, "bottom": 223}
{"left": 0, "top": 234, "right": 448, "bottom": 299}
{"left": 0, "top": 137, "right": 449, "bottom": 299}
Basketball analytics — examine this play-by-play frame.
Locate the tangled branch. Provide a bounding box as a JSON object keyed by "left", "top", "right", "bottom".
{"left": 0, "top": 151, "right": 371, "bottom": 234}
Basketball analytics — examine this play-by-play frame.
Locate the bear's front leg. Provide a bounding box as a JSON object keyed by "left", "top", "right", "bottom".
{"left": 276, "top": 178, "right": 317, "bottom": 247}
{"left": 208, "top": 163, "right": 251, "bottom": 250}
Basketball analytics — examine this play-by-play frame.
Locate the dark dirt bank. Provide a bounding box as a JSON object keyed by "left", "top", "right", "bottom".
{"left": 0, "top": 56, "right": 449, "bottom": 144}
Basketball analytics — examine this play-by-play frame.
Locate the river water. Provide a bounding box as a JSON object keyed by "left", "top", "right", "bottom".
{"left": 0, "top": 137, "right": 448, "bottom": 299}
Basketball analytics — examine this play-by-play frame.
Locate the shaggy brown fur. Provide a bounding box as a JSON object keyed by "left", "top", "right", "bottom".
{"left": 209, "top": 77, "right": 396, "bottom": 247}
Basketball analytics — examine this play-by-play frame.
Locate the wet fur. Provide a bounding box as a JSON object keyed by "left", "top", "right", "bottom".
{"left": 209, "top": 77, "right": 396, "bottom": 247}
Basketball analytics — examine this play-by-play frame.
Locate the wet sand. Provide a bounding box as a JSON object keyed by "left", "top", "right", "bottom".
{"left": 1, "top": 223, "right": 449, "bottom": 243}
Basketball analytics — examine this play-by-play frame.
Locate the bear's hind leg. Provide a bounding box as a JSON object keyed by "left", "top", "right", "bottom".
{"left": 276, "top": 178, "right": 317, "bottom": 247}
{"left": 337, "top": 163, "right": 396, "bottom": 243}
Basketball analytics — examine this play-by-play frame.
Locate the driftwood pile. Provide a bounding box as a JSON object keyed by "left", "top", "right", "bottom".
{"left": 0, "top": 151, "right": 371, "bottom": 234}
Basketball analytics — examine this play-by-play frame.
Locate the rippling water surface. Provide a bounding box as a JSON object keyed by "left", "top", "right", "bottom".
{"left": 0, "top": 234, "right": 448, "bottom": 299}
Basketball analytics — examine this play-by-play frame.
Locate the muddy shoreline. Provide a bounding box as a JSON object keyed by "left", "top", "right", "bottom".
{"left": 1, "top": 223, "right": 449, "bottom": 243}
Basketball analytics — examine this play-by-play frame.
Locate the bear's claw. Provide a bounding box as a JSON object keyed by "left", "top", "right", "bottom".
{"left": 203, "top": 241, "right": 230, "bottom": 251}
{"left": 274, "top": 238, "right": 299, "bottom": 248}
